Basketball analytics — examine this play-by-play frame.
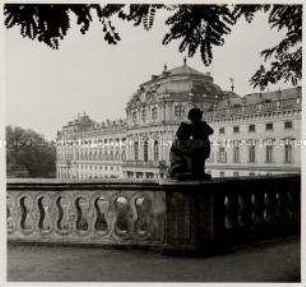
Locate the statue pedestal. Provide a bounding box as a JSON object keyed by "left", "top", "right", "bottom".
{"left": 160, "top": 178, "right": 221, "bottom": 255}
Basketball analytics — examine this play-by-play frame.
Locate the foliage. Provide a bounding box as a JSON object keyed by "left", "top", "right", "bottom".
{"left": 4, "top": 4, "right": 302, "bottom": 90}
{"left": 6, "top": 126, "right": 56, "bottom": 178}
{"left": 233, "top": 4, "right": 302, "bottom": 89}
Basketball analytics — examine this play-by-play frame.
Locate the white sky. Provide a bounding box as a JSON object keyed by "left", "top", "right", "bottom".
{"left": 5, "top": 8, "right": 297, "bottom": 140}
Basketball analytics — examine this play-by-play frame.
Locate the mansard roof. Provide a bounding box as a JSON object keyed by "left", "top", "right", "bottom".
{"left": 206, "top": 86, "right": 302, "bottom": 120}
{"left": 243, "top": 87, "right": 301, "bottom": 102}
{"left": 214, "top": 87, "right": 301, "bottom": 110}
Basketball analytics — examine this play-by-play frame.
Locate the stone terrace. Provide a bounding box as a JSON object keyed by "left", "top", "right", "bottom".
{"left": 8, "top": 237, "right": 300, "bottom": 282}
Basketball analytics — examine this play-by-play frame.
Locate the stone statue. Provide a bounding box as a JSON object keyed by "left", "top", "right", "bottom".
{"left": 169, "top": 108, "right": 214, "bottom": 180}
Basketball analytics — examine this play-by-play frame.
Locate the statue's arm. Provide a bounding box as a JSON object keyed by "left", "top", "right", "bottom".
{"left": 205, "top": 122, "right": 214, "bottom": 135}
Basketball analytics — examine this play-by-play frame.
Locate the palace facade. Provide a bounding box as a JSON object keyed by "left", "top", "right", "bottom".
{"left": 56, "top": 62, "right": 302, "bottom": 180}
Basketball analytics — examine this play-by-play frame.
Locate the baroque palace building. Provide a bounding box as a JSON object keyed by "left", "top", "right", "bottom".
{"left": 56, "top": 61, "right": 302, "bottom": 180}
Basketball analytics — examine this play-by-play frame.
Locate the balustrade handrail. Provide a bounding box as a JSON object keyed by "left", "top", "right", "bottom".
{"left": 7, "top": 173, "right": 300, "bottom": 189}
{"left": 7, "top": 174, "right": 300, "bottom": 253}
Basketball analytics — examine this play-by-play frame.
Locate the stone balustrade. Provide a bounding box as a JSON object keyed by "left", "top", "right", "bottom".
{"left": 7, "top": 175, "right": 300, "bottom": 252}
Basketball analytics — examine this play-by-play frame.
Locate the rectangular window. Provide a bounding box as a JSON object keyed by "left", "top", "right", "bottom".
{"left": 233, "top": 126, "right": 240, "bottom": 133}
{"left": 220, "top": 171, "right": 225, "bottom": 178}
{"left": 285, "top": 144, "right": 293, "bottom": 163}
{"left": 249, "top": 146, "right": 256, "bottom": 163}
{"left": 265, "top": 145, "right": 273, "bottom": 163}
{"left": 249, "top": 125, "right": 256, "bottom": 132}
{"left": 134, "top": 141, "right": 139, "bottom": 161}
{"left": 266, "top": 123, "right": 273, "bottom": 131}
{"left": 284, "top": 121, "right": 293, "bottom": 129}
{"left": 233, "top": 146, "right": 240, "bottom": 163}
{"left": 175, "top": 105, "right": 185, "bottom": 117}
{"left": 218, "top": 147, "right": 227, "bottom": 163}
{"left": 233, "top": 172, "right": 239, "bottom": 177}
{"left": 219, "top": 127, "right": 225, "bottom": 134}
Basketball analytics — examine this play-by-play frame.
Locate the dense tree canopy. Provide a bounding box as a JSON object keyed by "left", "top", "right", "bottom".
{"left": 4, "top": 4, "right": 302, "bottom": 90}
{"left": 6, "top": 126, "right": 56, "bottom": 178}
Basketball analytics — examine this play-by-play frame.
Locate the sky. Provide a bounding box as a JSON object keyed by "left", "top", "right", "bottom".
{"left": 5, "top": 7, "right": 296, "bottom": 140}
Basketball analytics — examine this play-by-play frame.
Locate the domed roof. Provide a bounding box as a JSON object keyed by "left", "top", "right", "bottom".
{"left": 127, "top": 62, "right": 223, "bottom": 108}
{"left": 164, "top": 64, "right": 206, "bottom": 77}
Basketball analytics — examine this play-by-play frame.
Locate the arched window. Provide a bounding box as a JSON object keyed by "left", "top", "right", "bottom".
{"left": 115, "top": 151, "right": 120, "bottom": 161}
{"left": 249, "top": 145, "right": 256, "bottom": 163}
{"left": 152, "top": 107, "right": 158, "bottom": 120}
{"left": 143, "top": 140, "right": 149, "bottom": 162}
{"left": 93, "top": 149, "right": 97, "bottom": 161}
{"left": 142, "top": 109, "right": 147, "bottom": 123}
{"left": 132, "top": 111, "right": 138, "bottom": 123}
{"left": 153, "top": 140, "right": 159, "bottom": 161}
{"left": 121, "top": 150, "right": 126, "bottom": 161}
{"left": 104, "top": 152, "right": 108, "bottom": 161}
{"left": 233, "top": 147, "right": 240, "bottom": 163}
{"left": 134, "top": 141, "right": 139, "bottom": 161}
{"left": 284, "top": 143, "right": 293, "bottom": 163}
{"left": 75, "top": 150, "right": 79, "bottom": 161}
{"left": 265, "top": 145, "right": 273, "bottom": 163}
{"left": 218, "top": 147, "right": 227, "bottom": 163}
{"left": 109, "top": 151, "right": 114, "bottom": 161}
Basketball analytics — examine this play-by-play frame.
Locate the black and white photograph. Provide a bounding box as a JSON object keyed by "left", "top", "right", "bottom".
{"left": 3, "top": 1, "right": 303, "bottom": 283}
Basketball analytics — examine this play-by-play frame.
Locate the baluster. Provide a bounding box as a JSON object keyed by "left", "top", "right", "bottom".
{"left": 263, "top": 193, "right": 269, "bottom": 223}
{"left": 224, "top": 195, "right": 231, "bottom": 229}
{"left": 135, "top": 196, "right": 151, "bottom": 238}
{"left": 291, "top": 190, "right": 300, "bottom": 223}
{"left": 55, "top": 196, "right": 71, "bottom": 235}
{"left": 251, "top": 193, "right": 256, "bottom": 224}
{"left": 75, "top": 197, "right": 89, "bottom": 232}
{"left": 251, "top": 192, "right": 263, "bottom": 225}
{"left": 268, "top": 192, "right": 277, "bottom": 225}
{"left": 286, "top": 191, "right": 294, "bottom": 220}
{"left": 227, "top": 193, "right": 239, "bottom": 230}
{"left": 237, "top": 195, "right": 243, "bottom": 226}
{"left": 94, "top": 197, "right": 109, "bottom": 234}
{"left": 7, "top": 195, "right": 16, "bottom": 234}
{"left": 274, "top": 192, "right": 282, "bottom": 223}
{"left": 19, "top": 195, "right": 35, "bottom": 234}
{"left": 114, "top": 196, "right": 130, "bottom": 238}
{"left": 279, "top": 191, "right": 289, "bottom": 225}
{"left": 37, "top": 196, "right": 52, "bottom": 233}
{"left": 239, "top": 193, "right": 252, "bottom": 227}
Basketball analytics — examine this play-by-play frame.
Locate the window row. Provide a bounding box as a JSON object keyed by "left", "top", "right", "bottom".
{"left": 58, "top": 173, "right": 119, "bottom": 179}
{"left": 134, "top": 140, "right": 159, "bottom": 162}
{"left": 132, "top": 107, "right": 158, "bottom": 123}
{"left": 131, "top": 104, "right": 186, "bottom": 123}
{"left": 59, "top": 138, "right": 126, "bottom": 147}
{"left": 58, "top": 150, "right": 126, "bottom": 161}
{"left": 218, "top": 121, "right": 293, "bottom": 134}
{"left": 217, "top": 171, "right": 274, "bottom": 178}
{"left": 211, "top": 144, "right": 294, "bottom": 164}
{"left": 58, "top": 165, "right": 120, "bottom": 171}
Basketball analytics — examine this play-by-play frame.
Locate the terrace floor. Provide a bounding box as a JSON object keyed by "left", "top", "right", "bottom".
{"left": 7, "top": 237, "right": 300, "bottom": 282}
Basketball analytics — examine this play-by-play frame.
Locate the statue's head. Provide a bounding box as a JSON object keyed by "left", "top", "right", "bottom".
{"left": 188, "top": 108, "right": 203, "bottom": 123}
